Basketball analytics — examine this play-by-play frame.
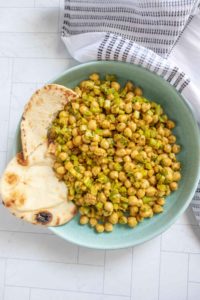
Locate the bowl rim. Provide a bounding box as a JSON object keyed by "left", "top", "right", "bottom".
{"left": 15, "top": 60, "right": 200, "bottom": 249}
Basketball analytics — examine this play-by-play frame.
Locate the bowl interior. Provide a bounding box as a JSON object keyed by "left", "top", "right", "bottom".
{"left": 16, "top": 61, "right": 200, "bottom": 249}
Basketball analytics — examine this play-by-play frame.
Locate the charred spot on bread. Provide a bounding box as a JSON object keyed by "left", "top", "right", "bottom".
{"left": 17, "top": 152, "right": 28, "bottom": 166}
{"left": 35, "top": 211, "right": 53, "bottom": 225}
{"left": 5, "top": 173, "right": 19, "bottom": 185}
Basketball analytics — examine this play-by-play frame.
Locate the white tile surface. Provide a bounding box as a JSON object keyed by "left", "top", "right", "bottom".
{"left": 175, "top": 207, "right": 198, "bottom": 225}
{"left": 0, "top": 259, "right": 6, "bottom": 300}
{"left": 13, "top": 58, "right": 77, "bottom": 83}
{"left": 35, "top": 0, "right": 60, "bottom": 7}
{"left": 0, "top": 58, "right": 12, "bottom": 120}
{"left": 159, "top": 252, "right": 188, "bottom": 300}
{"left": 0, "top": 0, "right": 34, "bottom": 7}
{"left": 6, "top": 259, "right": 104, "bottom": 292}
{"left": 0, "top": 152, "right": 6, "bottom": 175}
{"left": 0, "top": 8, "right": 59, "bottom": 33}
{"left": 188, "top": 283, "right": 200, "bottom": 300}
{"left": 0, "top": 33, "right": 69, "bottom": 58}
{"left": 104, "top": 248, "right": 132, "bottom": 296}
{"left": 132, "top": 236, "right": 160, "bottom": 300}
{"left": 0, "top": 231, "right": 78, "bottom": 263}
{"left": 4, "top": 287, "right": 30, "bottom": 300}
{"left": 189, "top": 254, "right": 200, "bottom": 282}
{"left": 162, "top": 224, "right": 200, "bottom": 253}
{"left": 30, "top": 289, "right": 130, "bottom": 300}
{"left": 78, "top": 247, "right": 105, "bottom": 266}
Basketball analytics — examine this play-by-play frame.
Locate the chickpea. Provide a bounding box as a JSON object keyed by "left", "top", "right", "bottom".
{"left": 116, "top": 122, "right": 126, "bottom": 132}
{"left": 111, "top": 81, "right": 120, "bottom": 91}
{"left": 127, "top": 187, "right": 136, "bottom": 196}
{"left": 146, "top": 186, "right": 156, "bottom": 196}
{"left": 119, "top": 216, "right": 128, "bottom": 224}
{"left": 80, "top": 215, "right": 89, "bottom": 225}
{"left": 170, "top": 182, "right": 178, "bottom": 191}
{"left": 116, "top": 149, "right": 127, "bottom": 157}
{"left": 59, "top": 152, "right": 67, "bottom": 161}
{"left": 105, "top": 222, "right": 113, "bottom": 232}
{"left": 124, "top": 155, "right": 132, "bottom": 163}
{"left": 132, "top": 102, "right": 141, "bottom": 110}
{"left": 85, "top": 170, "right": 92, "bottom": 177}
{"left": 124, "top": 127, "right": 132, "bottom": 138}
{"left": 95, "top": 224, "right": 105, "bottom": 233}
{"left": 172, "top": 144, "right": 181, "bottom": 153}
{"left": 137, "top": 189, "right": 145, "bottom": 198}
{"left": 173, "top": 172, "right": 181, "bottom": 181}
{"left": 101, "top": 120, "right": 110, "bottom": 129}
{"left": 109, "top": 171, "right": 118, "bottom": 180}
{"left": 125, "top": 102, "right": 132, "bottom": 113}
{"left": 89, "top": 218, "right": 98, "bottom": 227}
{"left": 88, "top": 120, "right": 97, "bottom": 130}
{"left": 129, "top": 206, "right": 139, "bottom": 217}
{"left": 153, "top": 204, "right": 163, "bottom": 214}
{"left": 134, "top": 87, "right": 143, "bottom": 96}
{"left": 104, "top": 202, "right": 114, "bottom": 212}
{"left": 100, "top": 139, "right": 110, "bottom": 149}
{"left": 141, "top": 179, "right": 150, "bottom": 189}
{"left": 162, "top": 157, "right": 172, "bottom": 167}
{"left": 118, "top": 115, "right": 128, "bottom": 122}
{"left": 166, "top": 120, "right": 175, "bottom": 129}
{"left": 134, "top": 172, "right": 143, "bottom": 180}
{"left": 89, "top": 73, "right": 99, "bottom": 81}
{"left": 56, "top": 166, "right": 66, "bottom": 175}
{"left": 164, "top": 144, "right": 172, "bottom": 153}
{"left": 125, "top": 92, "right": 134, "bottom": 101}
{"left": 168, "top": 135, "right": 176, "bottom": 144}
{"left": 156, "top": 198, "right": 165, "bottom": 206}
{"left": 141, "top": 103, "right": 151, "bottom": 112}
{"left": 92, "top": 166, "right": 101, "bottom": 176}
{"left": 69, "top": 115, "right": 76, "bottom": 124}
{"left": 131, "top": 150, "right": 139, "bottom": 159}
{"left": 172, "top": 162, "right": 181, "bottom": 171}
{"left": 119, "top": 171, "right": 127, "bottom": 182}
{"left": 124, "top": 162, "right": 135, "bottom": 172}
{"left": 108, "top": 212, "right": 119, "bottom": 224}
{"left": 128, "top": 196, "right": 142, "bottom": 207}
{"left": 73, "top": 135, "right": 82, "bottom": 146}
{"left": 127, "top": 217, "right": 138, "bottom": 228}
{"left": 125, "top": 179, "right": 131, "bottom": 188}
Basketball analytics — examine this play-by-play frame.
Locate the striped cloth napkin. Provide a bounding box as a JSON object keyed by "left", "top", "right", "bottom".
{"left": 61, "top": 0, "right": 200, "bottom": 223}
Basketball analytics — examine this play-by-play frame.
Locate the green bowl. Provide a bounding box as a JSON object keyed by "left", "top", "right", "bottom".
{"left": 14, "top": 61, "right": 200, "bottom": 249}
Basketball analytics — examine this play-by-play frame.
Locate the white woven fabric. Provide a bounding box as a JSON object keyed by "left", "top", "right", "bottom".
{"left": 61, "top": 0, "right": 200, "bottom": 222}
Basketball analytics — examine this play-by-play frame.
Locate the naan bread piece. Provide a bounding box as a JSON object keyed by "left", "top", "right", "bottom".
{"left": 0, "top": 144, "right": 67, "bottom": 212}
{"left": 21, "top": 84, "right": 76, "bottom": 160}
{"left": 8, "top": 200, "right": 77, "bottom": 226}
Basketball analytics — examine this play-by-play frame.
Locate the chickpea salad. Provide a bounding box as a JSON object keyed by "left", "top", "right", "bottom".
{"left": 48, "top": 74, "right": 181, "bottom": 233}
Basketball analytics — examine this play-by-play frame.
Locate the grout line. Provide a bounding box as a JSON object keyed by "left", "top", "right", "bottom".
{"left": 130, "top": 247, "right": 134, "bottom": 299}
{"left": 4, "top": 257, "right": 104, "bottom": 267}
{"left": 186, "top": 254, "right": 190, "bottom": 300}
{"left": 102, "top": 250, "right": 106, "bottom": 293}
{"left": 0, "top": 229, "right": 52, "bottom": 235}
{"left": 29, "top": 287, "right": 31, "bottom": 300}
{"left": 158, "top": 235, "right": 162, "bottom": 300}
{"left": 5, "top": 284, "right": 130, "bottom": 298}
{"left": 188, "top": 280, "right": 200, "bottom": 284}
{"left": 161, "top": 249, "right": 200, "bottom": 255}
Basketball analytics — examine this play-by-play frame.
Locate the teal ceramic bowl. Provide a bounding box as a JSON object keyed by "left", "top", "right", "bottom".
{"left": 15, "top": 61, "right": 200, "bottom": 249}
